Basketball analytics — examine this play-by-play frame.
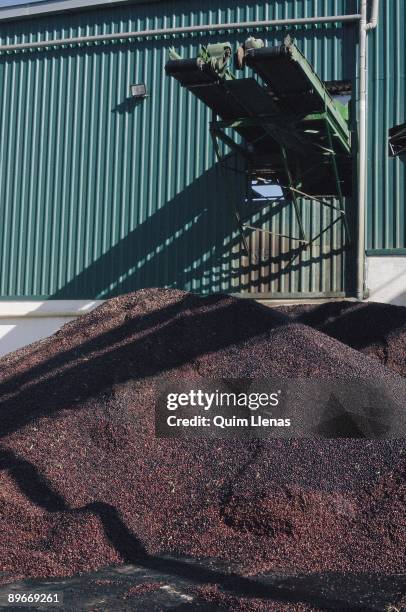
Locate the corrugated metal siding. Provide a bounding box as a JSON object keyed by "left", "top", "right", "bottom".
{"left": 0, "top": 0, "right": 361, "bottom": 298}
{"left": 367, "top": 0, "right": 406, "bottom": 251}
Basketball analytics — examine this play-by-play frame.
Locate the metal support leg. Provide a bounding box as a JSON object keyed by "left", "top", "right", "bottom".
{"left": 281, "top": 146, "right": 308, "bottom": 245}
{"left": 211, "top": 128, "right": 250, "bottom": 256}
{"left": 325, "top": 120, "right": 351, "bottom": 244}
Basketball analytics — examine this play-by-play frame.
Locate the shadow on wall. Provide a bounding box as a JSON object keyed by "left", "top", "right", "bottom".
{"left": 0, "top": 15, "right": 358, "bottom": 300}
{"left": 52, "top": 161, "right": 242, "bottom": 299}
{"left": 51, "top": 160, "right": 330, "bottom": 300}
{"left": 41, "top": 20, "right": 356, "bottom": 300}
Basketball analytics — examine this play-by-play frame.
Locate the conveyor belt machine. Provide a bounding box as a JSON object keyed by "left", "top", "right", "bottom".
{"left": 165, "top": 36, "right": 353, "bottom": 251}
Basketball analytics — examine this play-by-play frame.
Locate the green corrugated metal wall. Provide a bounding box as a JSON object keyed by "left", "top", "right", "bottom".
{"left": 367, "top": 0, "right": 406, "bottom": 251}
{"left": 0, "top": 0, "right": 401, "bottom": 299}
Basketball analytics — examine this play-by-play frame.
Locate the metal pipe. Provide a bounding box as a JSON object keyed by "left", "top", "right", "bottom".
{"left": 0, "top": 14, "right": 361, "bottom": 52}
{"left": 366, "top": 0, "right": 379, "bottom": 30}
{"left": 357, "top": 0, "right": 379, "bottom": 299}
{"left": 356, "top": 0, "right": 368, "bottom": 300}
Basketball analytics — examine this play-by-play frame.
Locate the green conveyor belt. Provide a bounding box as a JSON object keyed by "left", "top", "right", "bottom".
{"left": 165, "top": 38, "right": 353, "bottom": 198}
{"left": 244, "top": 37, "right": 351, "bottom": 151}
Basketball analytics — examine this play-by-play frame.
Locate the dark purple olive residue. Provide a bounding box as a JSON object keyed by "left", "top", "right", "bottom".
{"left": 0, "top": 289, "right": 404, "bottom": 598}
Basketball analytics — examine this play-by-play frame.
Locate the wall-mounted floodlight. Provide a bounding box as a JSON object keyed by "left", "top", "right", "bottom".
{"left": 130, "top": 83, "right": 148, "bottom": 99}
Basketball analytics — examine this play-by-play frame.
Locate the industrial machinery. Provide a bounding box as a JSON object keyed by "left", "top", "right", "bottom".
{"left": 165, "top": 36, "right": 353, "bottom": 254}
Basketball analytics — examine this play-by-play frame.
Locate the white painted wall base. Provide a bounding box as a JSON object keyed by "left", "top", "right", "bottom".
{"left": 366, "top": 256, "right": 406, "bottom": 306}
{"left": 0, "top": 301, "right": 103, "bottom": 358}
{"left": 0, "top": 316, "right": 76, "bottom": 357}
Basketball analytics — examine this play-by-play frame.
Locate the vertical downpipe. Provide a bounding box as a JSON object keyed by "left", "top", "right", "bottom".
{"left": 356, "top": 0, "right": 368, "bottom": 300}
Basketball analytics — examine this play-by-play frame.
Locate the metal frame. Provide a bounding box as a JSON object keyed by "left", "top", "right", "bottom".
{"left": 210, "top": 106, "right": 351, "bottom": 260}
